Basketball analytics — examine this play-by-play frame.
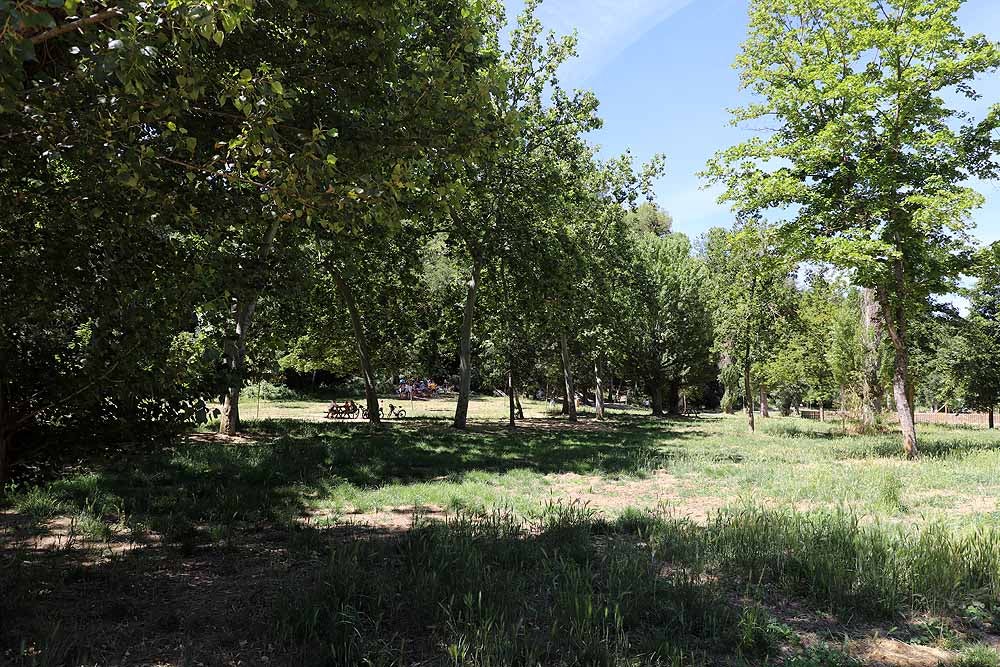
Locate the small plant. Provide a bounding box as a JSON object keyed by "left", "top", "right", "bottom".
{"left": 615, "top": 506, "right": 658, "bottom": 536}
{"left": 875, "top": 470, "right": 906, "bottom": 513}
{"left": 780, "top": 643, "right": 861, "bottom": 667}
{"left": 11, "top": 487, "right": 63, "bottom": 523}
{"left": 955, "top": 644, "right": 1000, "bottom": 667}
{"left": 910, "top": 617, "right": 962, "bottom": 650}
{"left": 736, "top": 605, "right": 794, "bottom": 658}
{"left": 75, "top": 511, "right": 113, "bottom": 542}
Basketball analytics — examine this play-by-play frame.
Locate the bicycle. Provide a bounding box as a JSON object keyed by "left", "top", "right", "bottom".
{"left": 360, "top": 403, "right": 407, "bottom": 420}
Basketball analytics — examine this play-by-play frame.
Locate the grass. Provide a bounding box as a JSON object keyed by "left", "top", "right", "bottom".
{"left": 198, "top": 399, "right": 1000, "bottom": 527}
{"left": 2, "top": 397, "right": 1000, "bottom": 665}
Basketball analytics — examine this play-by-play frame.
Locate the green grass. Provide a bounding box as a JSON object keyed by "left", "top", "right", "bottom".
{"left": 5, "top": 405, "right": 1000, "bottom": 545}
{"left": 956, "top": 644, "right": 1000, "bottom": 667}
{"left": 3, "top": 400, "right": 1000, "bottom": 665}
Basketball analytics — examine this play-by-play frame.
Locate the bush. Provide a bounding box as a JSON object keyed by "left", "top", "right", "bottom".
{"left": 242, "top": 381, "right": 303, "bottom": 401}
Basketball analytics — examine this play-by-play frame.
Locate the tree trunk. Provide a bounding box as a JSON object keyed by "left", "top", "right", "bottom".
{"left": 0, "top": 431, "right": 9, "bottom": 484}
{"left": 743, "top": 359, "right": 755, "bottom": 433}
{"left": 594, "top": 360, "right": 605, "bottom": 420}
{"left": 514, "top": 389, "right": 524, "bottom": 420}
{"left": 559, "top": 332, "right": 577, "bottom": 422}
{"left": 907, "top": 379, "right": 916, "bottom": 422}
{"left": 333, "top": 271, "right": 381, "bottom": 426}
{"left": 878, "top": 280, "right": 918, "bottom": 459}
{"left": 759, "top": 385, "right": 770, "bottom": 418}
{"left": 819, "top": 402, "right": 825, "bottom": 422}
{"left": 508, "top": 369, "right": 516, "bottom": 428}
{"left": 220, "top": 299, "right": 255, "bottom": 435}
{"left": 860, "top": 288, "right": 884, "bottom": 428}
{"left": 219, "top": 218, "right": 280, "bottom": 436}
{"left": 650, "top": 384, "right": 664, "bottom": 417}
{"left": 666, "top": 381, "right": 681, "bottom": 415}
{"left": 989, "top": 406, "right": 994, "bottom": 430}
{"left": 453, "top": 258, "right": 481, "bottom": 430}
{"left": 892, "top": 342, "right": 918, "bottom": 458}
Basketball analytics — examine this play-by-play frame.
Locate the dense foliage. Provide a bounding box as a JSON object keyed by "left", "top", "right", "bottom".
{"left": 2, "top": 0, "right": 999, "bottom": 479}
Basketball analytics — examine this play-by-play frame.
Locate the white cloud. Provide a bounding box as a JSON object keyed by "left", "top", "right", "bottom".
{"left": 504, "top": 0, "right": 697, "bottom": 84}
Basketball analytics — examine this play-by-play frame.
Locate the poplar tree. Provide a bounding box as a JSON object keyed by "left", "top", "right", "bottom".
{"left": 706, "top": 0, "right": 1000, "bottom": 456}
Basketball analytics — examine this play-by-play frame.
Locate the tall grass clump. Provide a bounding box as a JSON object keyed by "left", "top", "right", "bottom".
{"left": 698, "top": 506, "right": 1000, "bottom": 616}
{"left": 874, "top": 470, "right": 906, "bottom": 513}
{"left": 268, "top": 508, "right": 733, "bottom": 665}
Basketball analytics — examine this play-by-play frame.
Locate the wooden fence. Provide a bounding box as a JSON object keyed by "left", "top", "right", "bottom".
{"left": 798, "top": 409, "right": 992, "bottom": 428}
{"left": 910, "top": 411, "right": 992, "bottom": 427}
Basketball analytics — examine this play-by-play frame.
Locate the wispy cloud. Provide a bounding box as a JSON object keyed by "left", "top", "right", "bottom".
{"left": 504, "top": 0, "right": 697, "bottom": 84}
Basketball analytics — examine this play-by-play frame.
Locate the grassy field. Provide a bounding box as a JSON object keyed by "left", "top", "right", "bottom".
{"left": 2, "top": 396, "right": 1000, "bottom": 665}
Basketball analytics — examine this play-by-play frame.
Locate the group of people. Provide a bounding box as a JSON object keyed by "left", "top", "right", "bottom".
{"left": 324, "top": 399, "right": 359, "bottom": 419}
{"left": 397, "top": 378, "right": 451, "bottom": 399}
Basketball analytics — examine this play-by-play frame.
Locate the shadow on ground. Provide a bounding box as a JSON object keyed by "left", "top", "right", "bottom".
{"left": 0, "top": 415, "right": 699, "bottom": 551}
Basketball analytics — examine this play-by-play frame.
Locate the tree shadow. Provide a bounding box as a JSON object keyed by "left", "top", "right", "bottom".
{"left": 1, "top": 415, "right": 701, "bottom": 554}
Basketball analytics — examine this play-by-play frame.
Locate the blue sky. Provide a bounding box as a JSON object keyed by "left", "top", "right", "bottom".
{"left": 503, "top": 0, "right": 1000, "bottom": 245}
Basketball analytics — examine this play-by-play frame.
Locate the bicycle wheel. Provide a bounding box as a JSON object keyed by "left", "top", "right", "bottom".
{"left": 396, "top": 409, "right": 406, "bottom": 419}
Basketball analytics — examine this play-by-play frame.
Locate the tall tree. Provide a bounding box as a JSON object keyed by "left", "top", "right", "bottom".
{"left": 960, "top": 242, "right": 1000, "bottom": 427}
{"left": 706, "top": 0, "right": 1000, "bottom": 457}
{"left": 703, "top": 219, "right": 796, "bottom": 432}
{"left": 446, "top": 0, "right": 600, "bottom": 429}
{"left": 627, "top": 232, "right": 713, "bottom": 417}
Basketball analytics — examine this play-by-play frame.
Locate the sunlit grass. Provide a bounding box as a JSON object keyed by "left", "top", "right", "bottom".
{"left": 8, "top": 400, "right": 1000, "bottom": 535}
{"left": 4, "top": 401, "right": 1000, "bottom": 665}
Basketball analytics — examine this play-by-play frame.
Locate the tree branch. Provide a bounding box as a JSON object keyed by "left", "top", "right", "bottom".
{"left": 29, "top": 8, "right": 124, "bottom": 45}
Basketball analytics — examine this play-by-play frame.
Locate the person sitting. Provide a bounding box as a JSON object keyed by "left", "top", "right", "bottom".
{"left": 325, "top": 400, "right": 341, "bottom": 418}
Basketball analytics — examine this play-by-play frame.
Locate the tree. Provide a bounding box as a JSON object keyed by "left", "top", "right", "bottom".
{"left": 0, "top": 1, "right": 262, "bottom": 478}
{"left": 195, "top": 0, "right": 499, "bottom": 435}
{"left": 960, "top": 243, "right": 1000, "bottom": 427}
{"left": 766, "top": 274, "right": 844, "bottom": 419}
{"left": 0, "top": 151, "right": 227, "bottom": 480}
{"left": 627, "top": 232, "right": 713, "bottom": 417}
{"left": 626, "top": 202, "right": 672, "bottom": 237}
{"left": 0, "top": 0, "right": 503, "bottom": 480}
{"left": 445, "top": 0, "right": 601, "bottom": 429}
{"left": 703, "top": 219, "right": 796, "bottom": 432}
{"left": 705, "top": 0, "right": 1000, "bottom": 457}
